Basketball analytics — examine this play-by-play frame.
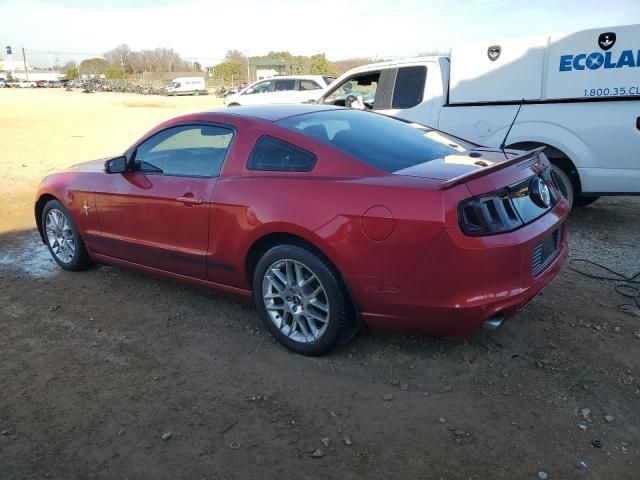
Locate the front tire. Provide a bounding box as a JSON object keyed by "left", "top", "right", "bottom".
{"left": 253, "top": 244, "right": 349, "bottom": 355}
{"left": 42, "top": 200, "right": 93, "bottom": 271}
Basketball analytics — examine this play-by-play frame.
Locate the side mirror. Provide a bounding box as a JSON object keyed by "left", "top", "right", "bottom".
{"left": 244, "top": 88, "right": 254, "bottom": 95}
{"left": 104, "top": 156, "right": 128, "bottom": 174}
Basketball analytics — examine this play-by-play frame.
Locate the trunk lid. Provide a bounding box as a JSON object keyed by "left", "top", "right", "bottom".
{"left": 393, "top": 147, "right": 548, "bottom": 196}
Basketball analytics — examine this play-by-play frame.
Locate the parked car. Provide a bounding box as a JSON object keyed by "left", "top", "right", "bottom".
{"left": 0, "top": 79, "right": 7, "bottom": 88}
{"left": 165, "top": 76, "right": 206, "bottom": 96}
{"left": 49, "top": 80, "right": 62, "bottom": 88}
{"left": 36, "top": 80, "right": 48, "bottom": 88}
{"left": 224, "top": 75, "right": 332, "bottom": 107}
{"left": 35, "top": 105, "right": 568, "bottom": 355}
{"left": 16, "top": 80, "right": 36, "bottom": 88}
{"left": 318, "top": 24, "right": 640, "bottom": 208}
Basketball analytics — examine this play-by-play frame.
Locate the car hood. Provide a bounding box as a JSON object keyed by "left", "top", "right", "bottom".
{"left": 392, "top": 149, "right": 524, "bottom": 181}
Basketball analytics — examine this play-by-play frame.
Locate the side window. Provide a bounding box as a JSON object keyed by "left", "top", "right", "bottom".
{"left": 299, "top": 80, "right": 321, "bottom": 91}
{"left": 134, "top": 125, "right": 234, "bottom": 177}
{"left": 323, "top": 71, "right": 381, "bottom": 109}
{"left": 274, "top": 79, "right": 296, "bottom": 92}
{"left": 247, "top": 80, "right": 273, "bottom": 94}
{"left": 247, "top": 136, "right": 317, "bottom": 172}
{"left": 392, "top": 66, "right": 427, "bottom": 109}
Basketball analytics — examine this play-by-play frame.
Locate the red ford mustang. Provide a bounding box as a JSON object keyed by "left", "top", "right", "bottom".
{"left": 36, "top": 105, "right": 568, "bottom": 355}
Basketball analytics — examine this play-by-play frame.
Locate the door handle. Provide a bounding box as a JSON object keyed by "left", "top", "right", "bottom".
{"left": 177, "top": 195, "right": 203, "bottom": 205}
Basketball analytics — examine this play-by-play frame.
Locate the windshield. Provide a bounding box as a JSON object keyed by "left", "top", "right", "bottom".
{"left": 277, "top": 109, "right": 472, "bottom": 173}
{"left": 169, "top": 81, "right": 179, "bottom": 88}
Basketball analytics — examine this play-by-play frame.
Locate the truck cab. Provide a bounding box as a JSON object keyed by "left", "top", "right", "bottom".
{"left": 319, "top": 24, "right": 640, "bottom": 207}
{"left": 320, "top": 57, "right": 449, "bottom": 127}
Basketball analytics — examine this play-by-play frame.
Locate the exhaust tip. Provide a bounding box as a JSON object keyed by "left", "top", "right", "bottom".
{"left": 483, "top": 314, "right": 504, "bottom": 331}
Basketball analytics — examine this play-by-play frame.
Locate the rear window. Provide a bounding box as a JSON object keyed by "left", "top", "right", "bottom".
{"left": 277, "top": 109, "right": 468, "bottom": 173}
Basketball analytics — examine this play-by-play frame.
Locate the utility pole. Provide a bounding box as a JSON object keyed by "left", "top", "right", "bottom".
{"left": 22, "top": 47, "right": 29, "bottom": 82}
{"left": 5, "top": 46, "right": 14, "bottom": 79}
{"left": 245, "top": 50, "right": 251, "bottom": 84}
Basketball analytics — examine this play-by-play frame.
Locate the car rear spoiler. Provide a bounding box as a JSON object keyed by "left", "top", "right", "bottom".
{"left": 439, "top": 147, "right": 547, "bottom": 189}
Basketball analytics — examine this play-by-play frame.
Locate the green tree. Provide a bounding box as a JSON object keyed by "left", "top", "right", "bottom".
{"left": 105, "top": 68, "right": 125, "bottom": 79}
{"left": 62, "top": 61, "right": 79, "bottom": 79}
{"left": 213, "top": 59, "right": 245, "bottom": 84}
{"left": 80, "top": 57, "right": 108, "bottom": 76}
{"left": 193, "top": 61, "right": 202, "bottom": 72}
{"left": 64, "top": 67, "right": 79, "bottom": 79}
{"left": 309, "top": 53, "right": 336, "bottom": 76}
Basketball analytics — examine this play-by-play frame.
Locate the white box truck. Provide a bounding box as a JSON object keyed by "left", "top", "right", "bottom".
{"left": 319, "top": 24, "right": 640, "bottom": 207}
{"left": 166, "top": 76, "right": 206, "bottom": 96}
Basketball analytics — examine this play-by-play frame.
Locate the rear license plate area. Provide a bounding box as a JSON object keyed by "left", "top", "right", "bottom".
{"left": 532, "top": 228, "right": 561, "bottom": 276}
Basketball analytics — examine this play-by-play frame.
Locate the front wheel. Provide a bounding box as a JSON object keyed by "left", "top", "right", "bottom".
{"left": 42, "top": 200, "right": 93, "bottom": 271}
{"left": 253, "top": 244, "right": 349, "bottom": 355}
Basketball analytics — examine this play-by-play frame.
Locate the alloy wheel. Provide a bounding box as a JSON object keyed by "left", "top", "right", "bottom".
{"left": 261, "top": 259, "right": 330, "bottom": 344}
{"left": 45, "top": 209, "right": 76, "bottom": 264}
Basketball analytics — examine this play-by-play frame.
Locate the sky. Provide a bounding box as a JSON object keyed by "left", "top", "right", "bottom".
{"left": 0, "top": 0, "right": 639, "bottom": 68}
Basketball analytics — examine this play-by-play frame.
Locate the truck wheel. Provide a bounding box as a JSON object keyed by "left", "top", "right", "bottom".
{"left": 574, "top": 196, "right": 600, "bottom": 207}
{"left": 550, "top": 164, "right": 574, "bottom": 208}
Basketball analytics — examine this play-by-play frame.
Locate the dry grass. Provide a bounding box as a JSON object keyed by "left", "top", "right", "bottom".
{"left": 0, "top": 88, "right": 224, "bottom": 232}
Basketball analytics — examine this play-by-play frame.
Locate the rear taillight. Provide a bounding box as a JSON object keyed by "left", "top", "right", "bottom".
{"left": 458, "top": 188, "right": 523, "bottom": 236}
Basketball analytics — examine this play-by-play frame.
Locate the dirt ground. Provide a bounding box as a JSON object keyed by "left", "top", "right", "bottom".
{"left": 1, "top": 88, "right": 639, "bottom": 479}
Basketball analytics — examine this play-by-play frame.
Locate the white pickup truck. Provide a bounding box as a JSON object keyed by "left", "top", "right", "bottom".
{"left": 319, "top": 24, "right": 640, "bottom": 207}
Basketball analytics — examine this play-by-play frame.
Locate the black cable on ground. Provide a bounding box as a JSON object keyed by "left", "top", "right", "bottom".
{"left": 569, "top": 259, "right": 640, "bottom": 316}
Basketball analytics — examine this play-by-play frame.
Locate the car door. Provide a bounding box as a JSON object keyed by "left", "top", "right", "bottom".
{"left": 93, "top": 123, "right": 235, "bottom": 279}
{"left": 271, "top": 78, "right": 297, "bottom": 103}
{"left": 378, "top": 65, "right": 431, "bottom": 123}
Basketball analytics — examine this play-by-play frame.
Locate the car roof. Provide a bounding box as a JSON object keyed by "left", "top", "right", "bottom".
{"left": 346, "top": 55, "right": 447, "bottom": 73}
{"left": 256, "top": 74, "right": 326, "bottom": 81}
{"left": 210, "top": 104, "right": 345, "bottom": 122}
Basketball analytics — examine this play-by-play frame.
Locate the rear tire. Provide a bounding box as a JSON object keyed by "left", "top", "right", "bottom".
{"left": 42, "top": 200, "right": 93, "bottom": 271}
{"left": 253, "top": 244, "right": 350, "bottom": 356}
{"left": 550, "top": 164, "right": 574, "bottom": 209}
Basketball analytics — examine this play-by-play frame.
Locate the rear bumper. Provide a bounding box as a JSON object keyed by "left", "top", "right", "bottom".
{"left": 346, "top": 200, "right": 569, "bottom": 337}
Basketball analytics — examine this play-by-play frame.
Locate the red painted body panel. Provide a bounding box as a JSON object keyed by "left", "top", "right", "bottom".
{"left": 35, "top": 106, "right": 569, "bottom": 338}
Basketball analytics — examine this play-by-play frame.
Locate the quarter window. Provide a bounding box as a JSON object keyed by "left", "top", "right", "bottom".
{"left": 392, "top": 66, "right": 427, "bottom": 109}
{"left": 247, "top": 136, "right": 317, "bottom": 172}
{"left": 133, "top": 125, "right": 234, "bottom": 177}
{"left": 299, "top": 80, "right": 321, "bottom": 91}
